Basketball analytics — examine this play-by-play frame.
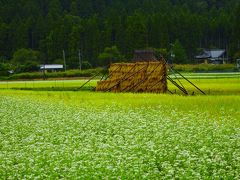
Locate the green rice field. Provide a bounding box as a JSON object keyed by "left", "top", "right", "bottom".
{"left": 0, "top": 74, "right": 239, "bottom": 95}
{"left": 0, "top": 73, "right": 240, "bottom": 178}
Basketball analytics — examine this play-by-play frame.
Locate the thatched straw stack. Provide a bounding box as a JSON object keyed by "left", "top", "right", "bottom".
{"left": 96, "top": 61, "right": 167, "bottom": 93}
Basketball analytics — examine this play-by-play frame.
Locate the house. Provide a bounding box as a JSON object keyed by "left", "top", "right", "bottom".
{"left": 237, "top": 59, "right": 240, "bottom": 69}
{"left": 195, "top": 49, "right": 227, "bottom": 64}
{"left": 40, "top": 64, "right": 63, "bottom": 72}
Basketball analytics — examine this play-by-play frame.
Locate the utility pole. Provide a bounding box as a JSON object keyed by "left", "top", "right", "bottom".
{"left": 170, "top": 43, "right": 175, "bottom": 66}
{"left": 42, "top": 64, "right": 46, "bottom": 80}
{"left": 78, "top": 49, "right": 82, "bottom": 71}
{"left": 63, "top": 50, "right": 66, "bottom": 71}
{"left": 225, "top": 44, "right": 229, "bottom": 64}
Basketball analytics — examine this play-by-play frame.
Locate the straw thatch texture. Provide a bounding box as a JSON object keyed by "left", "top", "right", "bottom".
{"left": 96, "top": 61, "right": 167, "bottom": 93}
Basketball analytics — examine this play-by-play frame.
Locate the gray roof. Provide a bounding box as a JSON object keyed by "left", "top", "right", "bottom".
{"left": 195, "top": 49, "right": 226, "bottom": 59}
{"left": 195, "top": 51, "right": 210, "bottom": 59}
{"left": 208, "top": 49, "right": 225, "bottom": 58}
{"left": 40, "top": 64, "right": 63, "bottom": 70}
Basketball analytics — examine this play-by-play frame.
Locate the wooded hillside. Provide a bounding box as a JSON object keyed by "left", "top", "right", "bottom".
{"left": 0, "top": 0, "right": 240, "bottom": 67}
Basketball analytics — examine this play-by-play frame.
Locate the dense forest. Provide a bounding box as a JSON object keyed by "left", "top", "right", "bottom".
{"left": 0, "top": 0, "right": 240, "bottom": 71}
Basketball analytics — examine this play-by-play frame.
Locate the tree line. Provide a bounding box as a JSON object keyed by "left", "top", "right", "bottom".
{"left": 0, "top": 0, "right": 240, "bottom": 72}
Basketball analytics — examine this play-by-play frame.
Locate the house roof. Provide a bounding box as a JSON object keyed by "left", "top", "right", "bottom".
{"left": 208, "top": 49, "right": 226, "bottom": 58}
{"left": 132, "top": 50, "right": 157, "bottom": 62}
{"left": 40, "top": 64, "right": 63, "bottom": 70}
{"left": 195, "top": 49, "right": 226, "bottom": 60}
{"left": 195, "top": 51, "right": 211, "bottom": 59}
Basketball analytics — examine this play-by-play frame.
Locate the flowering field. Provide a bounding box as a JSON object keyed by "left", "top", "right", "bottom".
{"left": 0, "top": 90, "right": 239, "bottom": 179}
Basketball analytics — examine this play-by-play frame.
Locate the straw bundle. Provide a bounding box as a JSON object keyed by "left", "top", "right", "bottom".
{"left": 96, "top": 61, "right": 167, "bottom": 93}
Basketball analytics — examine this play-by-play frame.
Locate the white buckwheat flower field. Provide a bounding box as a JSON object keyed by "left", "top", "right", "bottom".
{"left": 0, "top": 90, "right": 239, "bottom": 179}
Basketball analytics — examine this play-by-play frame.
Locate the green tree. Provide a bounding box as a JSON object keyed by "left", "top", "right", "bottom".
{"left": 67, "top": 16, "right": 83, "bottom": 56}
{"left": 172, "top": 40, "right": 188, "bottom": 64}
{"left": 98, "top": 46, "right": 124, "bottom": 66}
{"left": 70, "top": 0, "right": 78, "bottom": 16}
{"left": 12, "top": 48, "right": 42, "bottom": 64}
{"left": 126, "top": 11, "right": 148, "bottom": 56}
{"left": 0, "top": 0, "right": 238, "bottom": 65}
{"left": 11, "top": 48, "right": 43, "bottom": 72}
{"left": 0, "top": 62, "right": 11, "bottom": 76}
{"left": 0, "top": 21, "right": 9, "bottom": 57}
{"left": 154, "top": 48, "right": 168, "bottom": 59}
{"left": 83, "top": 17, "right": 100, "bottom": 65}
{"left": 233, "top": 2, "right": 240, "bottom": 52}
{"left": 46, "top": 0, "right": 62, "bottom": 31}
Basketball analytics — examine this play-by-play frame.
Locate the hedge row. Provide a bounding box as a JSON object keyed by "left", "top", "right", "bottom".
{"left": 7, "top": 68, "right": 104, "bottom": 80}
{"left": 173, "top": 64, "right": 237, "bottom": 72}
{"left": 1, "top": 64, "right": 238, "bottom": 80}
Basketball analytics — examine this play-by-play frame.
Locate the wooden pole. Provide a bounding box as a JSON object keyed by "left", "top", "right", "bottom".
{"left": 79, "top": 49, "right": 82, "bottom": 71}
{"left": 63, "top": 50, "right": 66, "bottom": 71}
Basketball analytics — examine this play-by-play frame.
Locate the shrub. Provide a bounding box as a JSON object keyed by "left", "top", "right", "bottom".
{"left": 15, "top": 61, "right": 39, "bottom": 73}
{"left": 81, "top": 61, "right": 92, "bottom": 69}
{"left": 173, "top": 64, "right": 236, "bottom": 72}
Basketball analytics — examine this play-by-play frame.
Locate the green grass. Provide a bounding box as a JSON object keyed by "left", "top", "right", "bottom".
{"left": 0, "top": 73, "right": 239, "bottom": 95}
{"left": 169, "top": 72, "right": 240, "bottom": 79}
{"left": 168, "top": 78, "right": 240, "bottom": 95}
{"left": 0, "top": 90, "right": 239, "bottom": 179}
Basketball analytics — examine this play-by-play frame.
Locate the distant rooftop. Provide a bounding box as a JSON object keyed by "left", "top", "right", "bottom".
{"left": 40, "top": 64, "right": 63, "bottom": 70}
{"left": 195, "top": 49, "right": 226, "bottom": 59}
{"left": 132, "top": 50, "right": 157, "bottom": 62}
